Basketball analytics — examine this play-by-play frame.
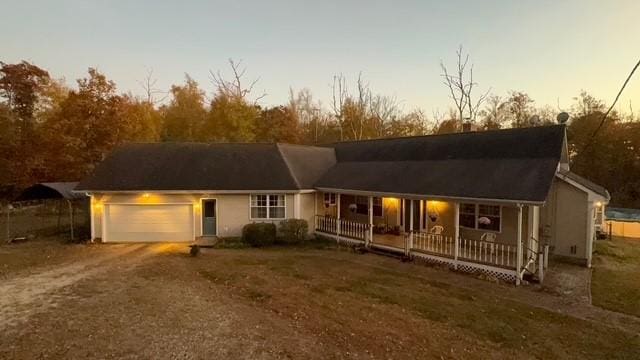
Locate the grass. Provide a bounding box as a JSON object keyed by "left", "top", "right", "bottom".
{"left": 592, "top": 236, "right": 640, "bottom": 317}
{"left": 191, "top": 247, "right": 640, "bottom": 359}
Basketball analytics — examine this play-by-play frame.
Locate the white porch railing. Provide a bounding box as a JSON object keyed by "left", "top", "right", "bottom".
{"left": 339, "top": 219, "right": 370, "bottom": 240}
{"left": 315, "top": 215, "right": 337, "bottom": 234}
{"left": 411, "top": 232, "right": 455, "bottom": 257}
{"left": 458, "top": 237, "right": 517, "bottom": 269}
{"left": 314, "top": 215, "right": 369, "bottom": 241}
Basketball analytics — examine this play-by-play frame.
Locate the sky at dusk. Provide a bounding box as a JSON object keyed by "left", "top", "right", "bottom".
{"left": 2, "top": 0, "right": 639, "bottom": 114}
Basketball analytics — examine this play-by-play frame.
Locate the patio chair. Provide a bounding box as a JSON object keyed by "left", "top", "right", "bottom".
{"left": 430, "top": 225, "right": 444, "bottom": 247}
{"left": 481, "top": 232, "right": 497, "bottom": 255}
{"left": 429, "top": 225, "right": 444, "bottom": 235}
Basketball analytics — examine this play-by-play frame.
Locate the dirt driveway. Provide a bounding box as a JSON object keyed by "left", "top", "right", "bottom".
{"left": 1, "top": 240, "right": 639, "bottom": 359}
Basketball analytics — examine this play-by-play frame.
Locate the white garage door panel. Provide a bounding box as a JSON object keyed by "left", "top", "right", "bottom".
{"left": 105, "top": 204, "right": 193, "bottom": 242}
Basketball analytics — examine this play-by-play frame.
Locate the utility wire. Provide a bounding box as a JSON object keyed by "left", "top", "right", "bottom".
{"left": 581, "top": 58, "right": 640, "bottom": 152}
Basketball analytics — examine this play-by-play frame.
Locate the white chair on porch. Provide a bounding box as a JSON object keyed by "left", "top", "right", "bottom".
{"left": 430, "top": 225, "right": 444, "bottom": 247}
{"left": 481, "top": 232, "right": 497, "bottom": 255}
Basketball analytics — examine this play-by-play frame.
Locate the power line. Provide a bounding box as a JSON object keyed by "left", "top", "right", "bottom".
{"left": 582, "top": 58, "right": 640, "bottom": 152}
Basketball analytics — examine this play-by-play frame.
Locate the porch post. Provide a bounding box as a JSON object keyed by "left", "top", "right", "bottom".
{"left": 419, "top": 200, "right": 424, "bottom": 231}
{"left": 408, "top": 199, "right": 414, "bottom": 256}
{"left": 368, "top": 196, "right": 373, "bottom": 247}
{"left": 336, "top": 193, "right": 341, "bottom": 241}
{"left": 294, "top": 193, "right": 301, "bottom": 219}
{"left": 516, "top": 204, "right": 523, "bottom": 285}
{"left": 454, "top": 202, "right": 460, "bottom": 269}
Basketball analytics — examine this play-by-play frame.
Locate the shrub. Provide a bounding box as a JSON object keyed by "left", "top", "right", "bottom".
{"left": 242, "top": 222, "right": 276, "bottom": 247}
{"left": 278, "top": 219, "right": 309, "bottom": 244}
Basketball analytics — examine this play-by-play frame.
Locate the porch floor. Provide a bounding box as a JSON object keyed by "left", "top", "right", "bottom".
{"left": 371, "top": 233, "right": 405, "bottom": 249}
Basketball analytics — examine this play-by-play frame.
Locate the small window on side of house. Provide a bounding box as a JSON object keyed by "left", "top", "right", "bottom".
{"left": 324, "top": 192, "right": 336, "bottom": 206}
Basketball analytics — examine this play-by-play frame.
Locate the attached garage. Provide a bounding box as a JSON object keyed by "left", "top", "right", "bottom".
{"left": 103, "top": 204, "right": 194, "bottom": 242}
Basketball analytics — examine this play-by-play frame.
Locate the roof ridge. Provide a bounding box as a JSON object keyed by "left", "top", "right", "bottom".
{"left": 276, "top": 144, "right": 302, "bottom": 189}
{"left": 330, "top": 124, "right": 566, "bottom": 145}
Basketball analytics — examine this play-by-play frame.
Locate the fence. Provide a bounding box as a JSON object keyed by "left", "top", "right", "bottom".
{"left": 1, "top": 199, "right": 89, "bottom": 242}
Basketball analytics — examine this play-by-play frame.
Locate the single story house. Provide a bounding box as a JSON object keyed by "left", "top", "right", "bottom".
{"left": 75, "top": 125, "right": 609, "bottom": 284}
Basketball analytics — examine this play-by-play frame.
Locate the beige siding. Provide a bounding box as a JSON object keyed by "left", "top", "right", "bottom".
{"left": 299, "top": 193, "right": 316, "bottom": 231}
{"left": 431, "top": 201, "right": 526, "bottom": 245}
{"left": 540, "top": 179, "right": 589, "bottom": 262}
{"left": 92, "top": 192, "right": 306, "bottom": 240}
{"left": 315, "top": 192, "right": 401, "bottom": 228}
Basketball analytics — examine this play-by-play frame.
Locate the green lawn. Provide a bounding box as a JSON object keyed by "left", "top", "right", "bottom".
{"left": 592, "top": 237, "right": 640, "bottom": 317}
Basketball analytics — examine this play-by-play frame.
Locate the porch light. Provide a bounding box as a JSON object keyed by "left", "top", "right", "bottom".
{"left": 427, "top": 201, "right": 442, "bottom": 222}
{"left": 596, "top": 201, "right": 602, "bottom": 207}
{"left": 142, "top": 193, "right": 150, "bottom": 198}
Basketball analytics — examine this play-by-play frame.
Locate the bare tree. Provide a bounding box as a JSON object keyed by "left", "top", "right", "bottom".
{"left": 440, "top": 46, "right": 490, "bottom": 127}
{"left": 369, "top": 94, "right": 400, "bottom": 137}
{"left": 331, "top": 74, "right": 348, "bottom": 140}
{"left": 210, "top": 58, "right": 266, "bottom": 104}
{"left": 138, "top": 68, "right": 167, "bottom": 105}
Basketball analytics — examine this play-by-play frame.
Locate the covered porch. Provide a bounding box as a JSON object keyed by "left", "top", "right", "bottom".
{"left": 314, "top": 191, "right": 547, "bottom": 284}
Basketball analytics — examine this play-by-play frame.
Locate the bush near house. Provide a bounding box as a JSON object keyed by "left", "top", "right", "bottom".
{"left": 278, "top": 219, "right": 309, "bottom": 244}
{"left": 242, "top": 223, "right": 276, "bottom": 247}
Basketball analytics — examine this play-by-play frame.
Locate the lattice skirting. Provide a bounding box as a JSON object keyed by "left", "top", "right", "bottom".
{"left": 411, "top": 251, "right": 518, "bottom": 284}
{"left": 315, "top": 231, "right": 365, "bottom": 246}
{"left": 338, "top": 237, "right": 365, "bottom": 246}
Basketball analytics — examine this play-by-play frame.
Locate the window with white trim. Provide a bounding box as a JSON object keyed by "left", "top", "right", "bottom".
{"left": 459, "top": 203, "right": 501, "bottom": 232}
{"left": 459, "top": 203, "right": 476, "bottom": 228}
{"left": 355, "top": 196, "right": 383, "bottom": 217}
{"left": 324, "top": 193, "right": 336, "bottom": 206}
{"left": 250, "top": 194, "right": 286, "bottom": 219}
{"left": 478, "top": 204, "right": 501, "bottom": 231}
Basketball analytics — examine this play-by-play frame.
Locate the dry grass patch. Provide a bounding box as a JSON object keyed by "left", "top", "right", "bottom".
{"left": 592, "top": 237, "right": 640, "bottom": 317}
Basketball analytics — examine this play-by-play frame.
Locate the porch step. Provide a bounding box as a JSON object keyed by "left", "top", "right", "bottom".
{"left": 361, "top": 245, "right": 410, "bottom": 261}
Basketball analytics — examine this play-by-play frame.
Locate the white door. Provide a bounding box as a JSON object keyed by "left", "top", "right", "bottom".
{"left": 104, "top": 204, "right": 194, "bottom": 242}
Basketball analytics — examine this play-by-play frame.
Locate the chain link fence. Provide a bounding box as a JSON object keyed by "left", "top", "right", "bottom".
{"left": 1, "top": 199, "right": 89, "bottom": 243}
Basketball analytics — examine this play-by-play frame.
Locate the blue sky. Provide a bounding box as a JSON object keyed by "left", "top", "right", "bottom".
{"left": 2, "top": 0, "right": 639, "bottom": 114}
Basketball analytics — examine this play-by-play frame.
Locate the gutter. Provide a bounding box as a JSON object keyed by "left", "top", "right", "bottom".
{"left": 313, "top": 187, "right": 546, "bottom": 206}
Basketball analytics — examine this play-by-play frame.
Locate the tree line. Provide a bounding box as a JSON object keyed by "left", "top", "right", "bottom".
{"left": 1, "top": 55, "right": 639, "bottom": 208}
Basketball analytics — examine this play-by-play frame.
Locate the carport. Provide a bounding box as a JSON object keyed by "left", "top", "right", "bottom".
{"left": 6, "top": 182, "right": 88, "bottom": 242}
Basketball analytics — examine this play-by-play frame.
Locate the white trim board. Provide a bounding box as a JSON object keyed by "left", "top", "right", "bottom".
{"left": 314, "top": 187, "right": 545, "bottom": 206}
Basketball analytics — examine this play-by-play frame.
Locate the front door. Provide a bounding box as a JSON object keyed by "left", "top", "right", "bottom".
{"left": 403, "top": 199, "right": 420, "bottom": 232}
{"left": 202, "top": 199, "right": 217, "bottom": 236}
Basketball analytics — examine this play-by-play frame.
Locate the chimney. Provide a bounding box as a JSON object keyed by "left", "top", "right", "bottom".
{"left": 461, "top": 120, "right": 476, "bottom": 132}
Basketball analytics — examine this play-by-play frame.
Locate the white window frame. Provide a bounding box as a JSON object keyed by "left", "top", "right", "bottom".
{"left": 459, "top": 203, "right": 502, "bottom": 233}
{"left": 249, "top": 194, "right": 286, "bottom": 220}
{"left": 324, "top": 192, "right": 337, "bottom": 206}
{"left": 355, "top": 196, "right": 383, "bottom": 217}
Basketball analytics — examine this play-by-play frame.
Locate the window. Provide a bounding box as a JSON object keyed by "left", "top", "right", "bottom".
{"left": 478, "top": 204, "right": 501, "bottom": 231}
{"left": 355, "top": 196, "right": 383, "bottom": 217}
{"left": 459, "top": 203, "right": 477, "bottom": 229}
{"left": 250, "top": 194, "right": 286, "bottom": 219}
{"left": 459, "top": 203, "right": 501, "bottom": 232}
{"left": 324, "top": 193, "right": 336, "bottom": 206}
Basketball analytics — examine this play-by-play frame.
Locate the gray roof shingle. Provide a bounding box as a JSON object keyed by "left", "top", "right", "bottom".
{"left": 315, "top": 125, "right": 568, "bottom": 203}
{"left": 77, "top": 125, "right": 582, "bottom": 203}
{"left": 76, "top": 143, "right": 334, "bottom": 191}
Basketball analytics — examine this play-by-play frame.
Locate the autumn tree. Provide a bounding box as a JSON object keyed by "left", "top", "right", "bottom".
{"left": 41, "top": 68, "right": 131, "bottom": 180}
{"left": 567, "top": 92, "right": 640, "bottom": 208}
{"left": 255, "top": 106, "right": 301, "bottom": 143}
{"left": 205, "top": 59, "right": 263, "bottom": 142}
{"left": 504, "top": 91, "right": 535, "bottom": 128}
{"left": 160, "top": 75, "right": 207, "bottom": 141}
{"left": 0, "top": 61, "right": 51, "bottom": 187}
